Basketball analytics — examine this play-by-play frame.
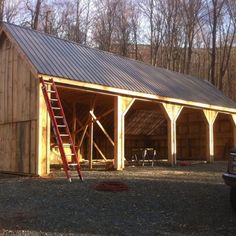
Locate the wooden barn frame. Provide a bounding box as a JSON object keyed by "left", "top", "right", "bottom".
{"left": 1, "top": 22, "right": 236, "bottom": 176}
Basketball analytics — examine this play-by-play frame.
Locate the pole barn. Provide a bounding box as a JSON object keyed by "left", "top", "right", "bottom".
{"left": 1, "top": 22, "right": 236, "bottom": 176}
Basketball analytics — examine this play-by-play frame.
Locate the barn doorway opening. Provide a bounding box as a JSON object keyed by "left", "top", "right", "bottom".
{"left": 124, "top": 100, "right": 168, "bottom": 166}
{"left": 214, "top": 113, "right": 234, "bottom": 160}
{"left": 49, "top": 86, "right": 115, "bottom": 170}
{"left": 176, "top": 107, "right": 207, "bottom": 162}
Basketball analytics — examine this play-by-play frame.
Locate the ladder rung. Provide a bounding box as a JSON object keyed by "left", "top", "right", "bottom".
{"left": 55, "top": 116, "right": 63, "bottom": 118}
{"left": 52, "top": 107, "right": 60, "bottom": 110}
{"left": 60, "top": 134, "right": 69, "bottom": 137}
{"left": 44, "top": 81, "right": 52, "bottom": 85}
{"left": 54, "top": 143, "right": 72, "bottom": 147}
{"left": 50, "top": 99, "right": 58, "bottom": 101}
{"left": 57, "top": 125, "right": 66, "bottom": 128}
{"left": 68, "top": 163, "right": 77, "bottom": 166}
{"left": 47, "top": 90, "right": 56, "bottom": 93}
{"left": 63, "top": 144, "right": 72, "bottom": 147}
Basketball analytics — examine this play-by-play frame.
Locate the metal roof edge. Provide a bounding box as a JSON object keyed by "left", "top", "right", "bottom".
{"left": 39, "top": 74, "right": 236, "bottom": 114}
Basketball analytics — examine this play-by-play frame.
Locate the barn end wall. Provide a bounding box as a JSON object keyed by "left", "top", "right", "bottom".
{"left": 0, "top": 35, "right": 39, "bottom": 174}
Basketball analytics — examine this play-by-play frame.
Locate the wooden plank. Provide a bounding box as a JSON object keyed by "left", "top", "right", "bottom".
{"left": 0, "top": 41, "right": 4, "bottom": 123}
{"left": 11, "top": 123, "right": 17, "bottom": 171}
{"left": 88, "top": 115, "right": 93, "bottom": 169}
{"left": 161, "top": 103, "right": 183, "bottom": 165}
{"left": 76, "top": 108, "right": 114, "bottom": 134}
{"left": 37, "top": 86, "right": 50, "bottom": 176}
{"left": 72, "top": 102, "right": 77, "bottom": 143}
{"left": 7, "top": 43, "right": 13, "bottom": 122}
{"left": 231, "top": 114, "right": 236, "bottom": 148}
{"left": 203, "top": 110, "right": 218, "bottom": 163}
{"left": 114, "top": 96, "right": 135, "bottom": 170}
{"left": 89, "top": 110, "right": 114, "bottom": 146}
{"left": 77, "top": 118, "right": 107, "bottom": 161}
{"left": 78, "top": 124, "right": 88, "bottom": 149}
{"left": 29, "top": 120, "right": 36, "bottom": 173}
{"left": 12, "top": 47, "right": 18, "bottom": 122}
{"left": 4, "top": 41, "right": 9, "bottom": 123}
{"left": 41, "top": 74, "right": 236, "bottom": 114}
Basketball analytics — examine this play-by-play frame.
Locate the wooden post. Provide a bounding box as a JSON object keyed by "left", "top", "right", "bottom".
{"left": 231, "top": 114, "right": 236, "bottom": 148}
{"left": 72, "top": 102, "right": 76, "bottom": 143}
{"left": 87, "top": 97, "right": 96, "bottom": 169}
{"left": 161, "top": 103, "right": 183, "bottom": 165}
{"left": 114, "top": 96, "right": 135, "bottom": 170}
{"left": 88, "top": 111, "right": 94, "bottom": 169}
{"left": 203, "top": 110, "right": 218, "bottom": 163}
{"left": 37, "top": 83, "right": 50, "bottom": 176}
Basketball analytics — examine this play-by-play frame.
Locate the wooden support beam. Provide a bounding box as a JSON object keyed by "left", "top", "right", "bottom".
{"left": 231, "top": 114, "right": 236, "bottom": 148}
{"left": 161, "top": 103, "right": 183, "bottom": 165}
{"left": 89, "top": 110, "right": 114, "bottom": 146}
{"left": 203, "top": 110, "right": 218, "bottom": 163}
{"left": 92, "top": 142, "right": 107, "bottom": 161}
{"left": 76, "top": 117, "right": 107, "bottom": 161}
{"left": 71, "top": 102, "right": 76, "bottom": 143}
{"left": 114, "top": 96, "right": 135, "bottom": 170}
{"left": 42, "top": 75, "right": 236, "bottom": 114}
{"left": 37, "top": 83, "right": 50, "bottom": 175}
{"left": 78, "top": 124, "right": 88, "bottom": 149}
{"left": 76, "top": 108, "right": 114, "bottom": 135}
{"left": 88, "top": 97, "right": 96, "bottom": 169}
{"left": 88, "top": 116, "right": 93, "bottom": 169}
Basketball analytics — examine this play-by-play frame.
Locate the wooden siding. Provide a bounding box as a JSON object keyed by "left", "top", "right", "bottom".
{"left": 176, "top": 108, "right": 207, "bottom": 161}
{"left": 0, "top": 34, "right": 38, "bottom": 173}
{"left": 214, "top": 113, "right": 234, "bottom": 160}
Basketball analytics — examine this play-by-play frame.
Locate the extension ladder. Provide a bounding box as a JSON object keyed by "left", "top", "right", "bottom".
{"left": 40, "top": 77, "right": 83, "bottom": 182}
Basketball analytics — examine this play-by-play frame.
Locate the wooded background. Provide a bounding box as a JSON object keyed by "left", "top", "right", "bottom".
{"left": 1, "top": 0, "right": 236, "bottom": 101}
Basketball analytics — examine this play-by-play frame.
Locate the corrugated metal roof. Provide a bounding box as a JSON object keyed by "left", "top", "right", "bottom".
{"left": 2, "top": 22, "right": 236, "bottom": 109}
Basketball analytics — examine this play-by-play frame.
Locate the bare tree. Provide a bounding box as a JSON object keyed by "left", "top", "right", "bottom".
{"left": 23, "top": 0, "right": 44, "bottom": 30}
{"left": 33, "top": 0, "right": 42, "bottom": 29}
{"left": 181, "top": 0, "right": 203, "bottom": 74}
{"left": 0, "top": 0, "right": 4, "bottom": 21}
{"left": 93, "top": 0, "right": 119, "bottom": 51}
{"left": 204, "top": 0, "right": 225, "bottom": 85}
{"left": 130, "top": 0, "right": 140, "bottom": 60}
{"left": 217, "top": 5, "right": 235, "bottom": 90}
{"left": 114, "top": 0, "right": 132, "bottom": 56}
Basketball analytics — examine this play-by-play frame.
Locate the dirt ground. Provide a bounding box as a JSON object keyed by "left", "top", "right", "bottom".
{"left": 0, "top": 162, "right": 236, "bottom": 236}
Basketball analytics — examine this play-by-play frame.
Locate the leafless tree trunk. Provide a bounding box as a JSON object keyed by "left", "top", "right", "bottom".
{"left": 207, "top": 0, "right": 225, "bottom": 86}
{"left": 130, "top": 1, "right": 140, "bottom": 60}
{"left": 181, "top": 0, "right": 203, "bottom": 74}
{"left": 93, "top": 0, "right": 119, "bottom": 52}
{"left": 33, "top": 0, "right": 42, "bottom": 30}
{"left": 0, "top": 0, "right": 4, "bottom": 21}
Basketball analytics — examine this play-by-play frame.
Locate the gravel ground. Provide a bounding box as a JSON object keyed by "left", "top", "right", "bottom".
{"left": 0, "top": 162, "right": 236, "bottom": 236}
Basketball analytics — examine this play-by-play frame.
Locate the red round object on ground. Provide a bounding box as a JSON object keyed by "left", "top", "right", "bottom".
{"left": 179, "top": 161, "right": 192, "bottom": 166}
{"left": 95, "top": 181, "right": 128, "bottom": 192}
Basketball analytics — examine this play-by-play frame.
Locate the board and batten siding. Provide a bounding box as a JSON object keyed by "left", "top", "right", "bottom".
{"left": 0, "top": 35, "right": 39, "bottom": 174}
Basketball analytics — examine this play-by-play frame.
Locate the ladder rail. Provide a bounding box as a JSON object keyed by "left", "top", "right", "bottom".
{"left": 50, "top": 79, "right": 82, "bottom": 179}
{"left": 40, "top": 77, "right": 71, "bottom": 180}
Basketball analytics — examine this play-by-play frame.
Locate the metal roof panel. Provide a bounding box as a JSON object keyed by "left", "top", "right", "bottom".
{"left": 3, "top": 22, "right": 236, "bottom": 109}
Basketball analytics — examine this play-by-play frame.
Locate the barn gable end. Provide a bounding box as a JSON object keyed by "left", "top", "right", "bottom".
{"left": 0, "top": 32, "right": 39, "bottom": 174}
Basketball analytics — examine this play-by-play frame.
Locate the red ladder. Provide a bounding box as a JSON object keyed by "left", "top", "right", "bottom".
{"left": 40, "top": 77, "right": 83, "bottom": 182}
